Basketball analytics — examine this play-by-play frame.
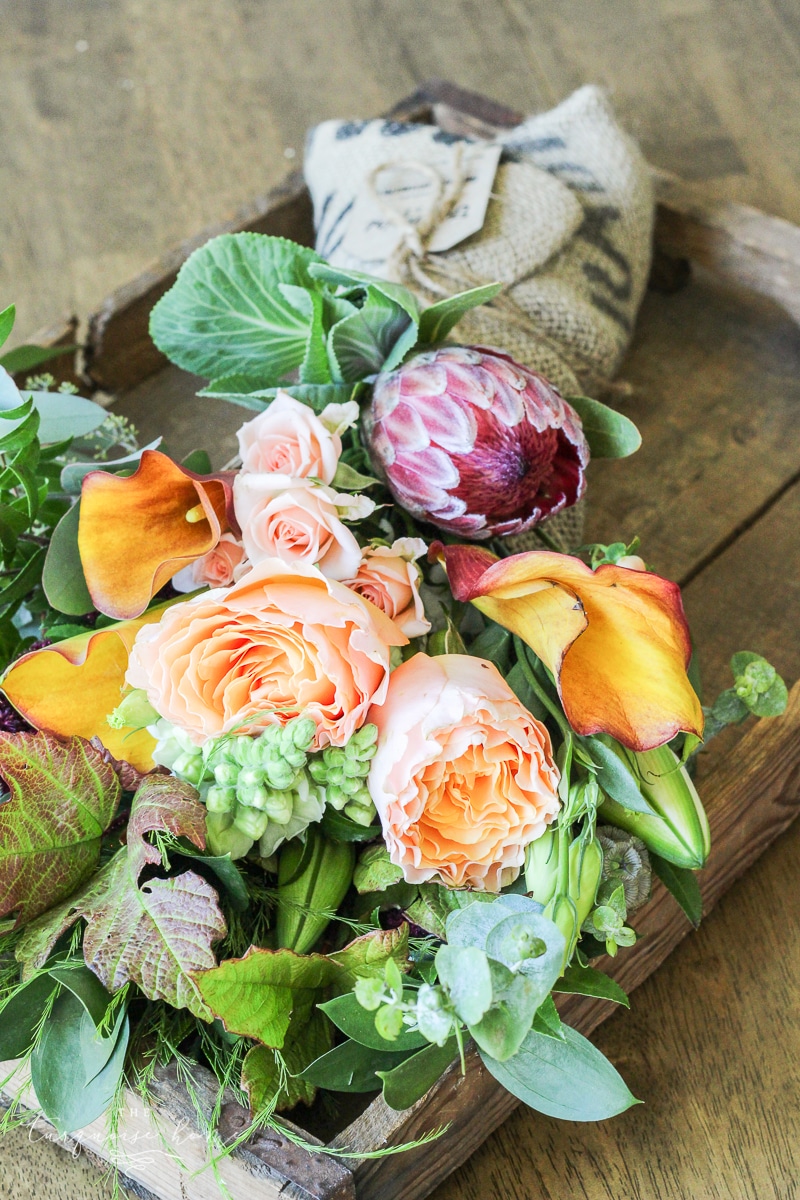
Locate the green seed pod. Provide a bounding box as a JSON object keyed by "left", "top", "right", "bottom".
{"left": 205, "top": 784, "right": 237, "bottom": 814}
{"left": 205, "top": 811, "right": 254, "bottom": 860}
{"left": 276, "top": 826, "right": 355, "bottom": 953}
{"left": 172, "top": 752, "right": 205, "bottom": 787}
{"left": 239, "top": 766, "right": 265, "bottom": 788}
{"left": 233, "top": 804, "right": 270, "bottom": 841}
{"left": 237, "top": 782, "right": 269, "bottom": 810}
{"left": 326, "top": 784, "right": 348, "bottom": 810}
{"left": 543, "top": 835, "right": 603, "bottom": 971}
{"left": 344, "top": 799, "right": 376, "bottom": 826}
{"left": 263, "top": 790, "right": 294, "bottom": 824}
{"left": 598, "top": 743, "right": 710, "bottom": 869}
{"left": 213, "top": 761, "right": 239, "bottom": 787}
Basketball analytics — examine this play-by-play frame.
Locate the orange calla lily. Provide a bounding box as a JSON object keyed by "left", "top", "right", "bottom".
{"left": 0, "top": 606, "right": 172, "bottom": 770}
{"left": 78, "top": 450, "right": 237, "bottom": 620}
{"left": 436, "top": 543, "right": 703, "bottom": 752}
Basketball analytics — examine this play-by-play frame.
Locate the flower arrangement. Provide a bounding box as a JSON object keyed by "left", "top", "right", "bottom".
{"left": 0, "top": 241, "right": 788, "bottom": 1164}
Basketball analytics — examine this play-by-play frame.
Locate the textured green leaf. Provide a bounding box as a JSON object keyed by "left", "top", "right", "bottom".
{"left": 328, "top": 927, "right": 409, "bottom": 995}
{"left": 278, "top": 285, "right": 332, "bottom": 385}
{"left": 30, "top": 988, "right": 129, "bottom": 1135}
{"left": 565, "top": 395, "right": 641, "bottom": 459}
{"left": 327, "top": 287, "right": 416, "bottom": 382}
{"left": 418, "top": 283, "right": 503, "bottom": 344}
{"left": 406, "top": 882, "right": 493, "bottom": 940}
{"left": 650, "top": 854, "right": 703, "bottom": 928}
{"left": 377, "top": 1036, "right": 458, "bottom": 1110}
{"left": 0, "top": 733, "right": 120, "bottom": 926}
{"left": 554, "top": 962, "right": 630, "bottom": 1007}
{"left": 480, "top": 1024, "right": 639, "bottom": 1121}
{"left": 42, "top": 502, "right": 94, "bottom": 616}
{"left": 319, "top": 990, "right": 427, "bottom": 1052}
{"left": 194, "top": 946, "right": 341, "bottom": 1047}
{"left": 150, "top": 233, "right": 324, "bottom": 382}
{"left": 242, "top": 1007, "right": 332, "bottom": 1112}
{"left": 198, "top": 380, "right": 356, "bottom": 413}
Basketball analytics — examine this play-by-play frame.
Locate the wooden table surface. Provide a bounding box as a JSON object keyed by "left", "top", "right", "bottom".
{"left": 2, "top": 3, "right": 800, "bottom": 1199}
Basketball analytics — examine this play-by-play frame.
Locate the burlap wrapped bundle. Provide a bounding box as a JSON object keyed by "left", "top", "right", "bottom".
{"left": 304, "top": 87, "right": 654, "bottom": 550}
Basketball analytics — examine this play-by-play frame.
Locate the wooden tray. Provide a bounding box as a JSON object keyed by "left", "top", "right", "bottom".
{"left": 5, "top": 79, "right": 800, "bottom": 1200}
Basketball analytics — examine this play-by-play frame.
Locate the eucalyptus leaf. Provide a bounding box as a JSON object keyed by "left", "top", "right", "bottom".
{"left": 0, "top": 971, "right": 61, "bottom": 1059}
{"left": 150, "top": 233, "right": 325, "bottom": 383}
{"left": 418, "top": 283, "right": 503, "bottom": 344}
{"left": 299, "top": 1037, "right": 410, "bottom": 1092}
{"left": 480, "top": 1024, "right": 640, "bottom": 1121}
{"left": 9, "top": 392, "right": 108, "bottom": 445}
{"left": 583, "top": 735, "right": 655, "bottom": 814}
{"left": 0, "top": 343, "right": 78, "bottom": 376}
{"left": 318, "top": 991, "right": 427, "bottom": 1052}
{"left": 42, "top": 502, "right": 94, "bottom": 616}
{"left": 435, "top": 945, "right": 493, "bottom": 1025}
{"left": 161, "top": 837, "right": 250, "bottom": 913}
{"left": 650, "top": 854, "right": 703, "bottom": 928}
{"left": 566, "top": 395, "right": 641, "bottom": 459}
{"left": 30, "top": 989, "right": 129, "bottom": 1134}
{"left": 376, "top": 1035, "right": 458, "bottom": 1110}
{"left": 60, "top": 439, "right": 162, "bottom": 494}
{"left": 47, "top": 961, "right": 113, "bottom": 1026}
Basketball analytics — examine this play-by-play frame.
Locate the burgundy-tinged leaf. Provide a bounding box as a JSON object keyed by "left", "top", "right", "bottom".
{"left": 88, "top": 736, "right": 167, "bottom": 793}
{"left": 0, "top": 732, "right": 120, "bottom": 926}
{"left": 126, "top": 774, "right": 207, "bottom": 880}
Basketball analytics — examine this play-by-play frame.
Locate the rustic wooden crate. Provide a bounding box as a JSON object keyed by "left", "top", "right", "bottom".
{"left": 4, "top": 80, "right": 800, "bottom": 1200}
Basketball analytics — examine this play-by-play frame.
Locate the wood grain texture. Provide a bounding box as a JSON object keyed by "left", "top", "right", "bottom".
{"left": 2, "top": 5, "right": 800, "bottom": 1200}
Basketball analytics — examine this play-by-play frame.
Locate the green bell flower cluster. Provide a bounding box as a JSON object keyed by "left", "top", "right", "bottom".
{"left": 152, "top": 717, "right": 380, "bottom": 859}
{"left": 306, "top": 723, "right": 379, "bottom": 826}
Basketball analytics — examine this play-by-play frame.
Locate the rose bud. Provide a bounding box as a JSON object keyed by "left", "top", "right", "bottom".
{"left": 365, "top": 346, "right": 589, "bottom": 540}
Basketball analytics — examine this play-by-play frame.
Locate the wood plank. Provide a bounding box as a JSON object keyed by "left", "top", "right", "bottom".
{"left": 432, "top": 476, "right": 800, "bottom": 1200}
{"left": 1, "top": 1061, "right": 355, "bottom": 1200}
{"left": 337, "top": 674, "right": 800, "bottom": 1200}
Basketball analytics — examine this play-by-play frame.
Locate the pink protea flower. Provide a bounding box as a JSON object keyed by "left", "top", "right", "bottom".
{"left": 365, "top": 346, "right": 590, "bottom": 539}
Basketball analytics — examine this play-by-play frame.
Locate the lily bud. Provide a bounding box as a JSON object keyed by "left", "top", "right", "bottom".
{"left": 542, "top": 835, "right": 603, "bottom": 970}
{"left": 107, "top": 688, "right": 160, "bottom": 731}
{"left": 276, "top": 826, "right": 355, "bottom": 954}
{"left": 598, "top": 742, "right": 710, "bottom": 869}
{"left": 524, "top": 829, "right": 560, "bottom": 905}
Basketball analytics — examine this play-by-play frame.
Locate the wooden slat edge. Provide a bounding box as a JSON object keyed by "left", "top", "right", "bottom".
{"left": 338, "top": 679, "right": 800, "bottom": 1200}
{"left": 73, "top": 78, "right": 800, "bottom": 401}
{"left": 0, "top": 1059, "right": 355, "bottom": 1200}
{"left": 84, "top": 174, "right": 313, "bottom": 393}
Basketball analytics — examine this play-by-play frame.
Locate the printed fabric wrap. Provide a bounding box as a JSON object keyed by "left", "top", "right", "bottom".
{"left": 304, "top": 86, "right": 655, "bottom": 551}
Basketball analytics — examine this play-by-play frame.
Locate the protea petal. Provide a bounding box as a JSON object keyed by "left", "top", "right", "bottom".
{"left": 437, "top": 543, "right": 704, "bottom": 752}
{"left": 79, "top": 450, "right": 236, "bottom": 620}
{"left": 0, "top": 605, "right": 174, "bottom": 770}
{"left": 368, "top": 347, "right": 589, "bottom": 539}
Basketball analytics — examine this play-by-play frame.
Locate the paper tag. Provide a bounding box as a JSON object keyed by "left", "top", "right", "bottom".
{"left": 339, "top": 142, "right": 501, "bottom": 274}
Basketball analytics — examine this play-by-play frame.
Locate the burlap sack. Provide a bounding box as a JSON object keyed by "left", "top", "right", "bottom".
{"left": 304, "top": 86, "right": 654, "bottom": 550}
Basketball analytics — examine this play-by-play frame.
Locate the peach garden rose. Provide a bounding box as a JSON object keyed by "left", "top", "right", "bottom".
{"left": 125, "top": 557, "right": 407, "bottom": 749}
{"left": 342, "top": 537, "right": 431, "bottom": 637}
{"left": 233, "top": 474, "right": 374, "bottom": 580}
{"left": 171, "top": 533, "right": 247, "bottom": 592}
{"left": 236, "top": 389, "right": 358, "bottom": 481}
{"left": 367, "top": 652, "right": 560, "bottom": 891}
